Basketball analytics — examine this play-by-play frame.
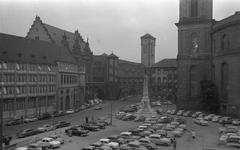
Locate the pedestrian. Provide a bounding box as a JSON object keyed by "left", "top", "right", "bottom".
{"left": 172, "top": 138, "right": 177, "bottom": 150}
{"left": 191, "top": 131, "right": 196, "bottom": 139}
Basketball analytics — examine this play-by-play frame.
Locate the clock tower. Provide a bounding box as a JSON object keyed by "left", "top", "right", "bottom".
{"left": 175, "top": 0, "right": 213, "bottom": 109}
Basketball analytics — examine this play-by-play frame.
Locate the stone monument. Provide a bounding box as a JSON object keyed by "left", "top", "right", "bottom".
{"left": 136, "top": 34, "right": 157, "bottom": 117}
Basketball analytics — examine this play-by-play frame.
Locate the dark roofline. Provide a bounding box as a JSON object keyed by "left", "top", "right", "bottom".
{"left": 0, "top": 33, "right": 78, "bottom": 65}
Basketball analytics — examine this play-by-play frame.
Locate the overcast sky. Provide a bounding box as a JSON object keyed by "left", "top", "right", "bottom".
{"left": 0, "top": 0, "right": 240, "bottom": 63}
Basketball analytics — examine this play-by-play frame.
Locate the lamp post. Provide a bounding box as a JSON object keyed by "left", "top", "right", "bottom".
{"left": 52, "top": 102, "right": 56, "bottom": 132}
{"left": 0, "top": 83, "right": 3, "bottom": 150}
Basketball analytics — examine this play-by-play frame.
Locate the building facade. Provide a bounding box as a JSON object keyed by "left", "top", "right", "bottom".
{"left": 150, "top": 59, "right": 177, "bottom": 101}
{"left": 176, "top": 0, "right": 240, "bottom": 115}
{"left": 0, "top": 33, "right": 85, "bottom": 120}
{"left": 26, "top": 16, "right": 92, "bottom": 100}
{"left": 212, "top": 12, "right": 240, "bottom": 115}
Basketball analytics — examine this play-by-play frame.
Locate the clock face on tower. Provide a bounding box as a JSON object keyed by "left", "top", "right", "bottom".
{"left": 191, "top": 33, "right": 199, "bottom": 53}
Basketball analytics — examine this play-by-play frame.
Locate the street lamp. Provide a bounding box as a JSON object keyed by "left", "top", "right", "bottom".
{"left": 52, "top": 102, "right": 56, "bottom": 131}
{"left": 0, "top": 84, "right": 3, "bottom": 150}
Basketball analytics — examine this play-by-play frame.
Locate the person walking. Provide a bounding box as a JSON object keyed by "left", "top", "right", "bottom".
{"left": 191, "top": 130, "right": 196, "bottom": 139}
{"left": 172, "top": 138, "right": 177, "bottom": 150}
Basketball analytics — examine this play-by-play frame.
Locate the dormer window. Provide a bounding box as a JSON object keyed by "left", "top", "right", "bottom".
{"left": 35, "top": 36, "right": 39, "bottom": 40}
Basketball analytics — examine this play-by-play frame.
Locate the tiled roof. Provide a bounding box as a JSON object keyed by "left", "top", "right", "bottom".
{"left": 43, "top": 23, "right": 86, "bottom": 51}
{"left": 152, "top": 58, "right": 177, "bottom": 68}
{"left": 0, "top": 33, "right": 77, "bottom": 64}
{"left": 141, "top": 33, "right": 156, "bottom": 40}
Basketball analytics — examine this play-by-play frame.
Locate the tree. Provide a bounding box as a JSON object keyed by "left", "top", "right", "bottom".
{"left": 200, "top": 80, "right": 219, "bottom": 113}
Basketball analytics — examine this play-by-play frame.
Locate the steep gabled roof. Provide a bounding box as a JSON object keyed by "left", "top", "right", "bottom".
{"left": 141, "top": 33, "right": 156, "bottom": 40}
{"left": 152, "top": 58, "right": 177, "bottom": 68}
{"left": 0, "top": 33, "right": 77, "bottom": 65}
{"left": 108, "top": 53, "right": 118, "bottom": 58}
{"left": 26, "top": 16, "right": 88, "bottom": 53}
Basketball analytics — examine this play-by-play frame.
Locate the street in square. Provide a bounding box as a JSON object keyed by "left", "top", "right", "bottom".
{"left": 1, "top": 0, "right": 240, "bottom": 150}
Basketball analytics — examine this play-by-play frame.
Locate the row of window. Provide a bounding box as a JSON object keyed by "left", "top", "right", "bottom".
{"left": 1, "top": 86, "right": 56, "bottom": 95}
{"left": 3, "top": 98, "right": 55, "bottom": 111}
{"left": 0, "top": 62, "right": 55, "bottom": 72}
{"left": 60, "top": 74, "right": 78, "bottom": 85}
{"left": 0, "top": 74, "right": 56, "bottom": 83}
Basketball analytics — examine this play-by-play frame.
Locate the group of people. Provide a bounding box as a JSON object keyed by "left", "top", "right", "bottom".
{"left": 2, "top": 136, "right": 12, "bottom": 146}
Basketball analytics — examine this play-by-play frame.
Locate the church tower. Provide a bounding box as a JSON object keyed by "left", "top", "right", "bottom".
{"left": 176, "top": 0, "right": 213, "bottom": 109}
{"left": 141, "top": 34, "right": 156, "bottom": 68}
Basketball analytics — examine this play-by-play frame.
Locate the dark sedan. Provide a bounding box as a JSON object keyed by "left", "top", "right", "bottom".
{"left": 81, "top": 123, "right": 99, "bottom": 131}
{"left": 17, "top": 128, "right": 39, "bottom": 138}
{"left": 55, "top": 121, "right": 71, "bottom": 129}
{"left": 65, "top": 127, "right": 89, "bottom": 136}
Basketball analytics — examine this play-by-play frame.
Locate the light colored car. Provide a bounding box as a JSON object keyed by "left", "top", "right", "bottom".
{"left": 226, "top": 135, "right": 240, "bottom": 147}
{"left": 148, "top": 134, "right": 161, "bottom": 145}
{"left": 179, "top": 124, "right": 187, "bottom": 130}
{"left": 38, "top": 124, "right": 54, "bottom": 132}
{"left": 163, "top": 124, "right": 176, "bottom": 131}
{"left": 232, "top": 119, "right": 240, "bottom": 126}
{"left": 139, "top": 138, "right": 157, "bottom": 150}
{"left": 212, "top": 116, "right": 221, "bottom": 122}
{"left": 138, "top": 125, "right": 148, "bottom": 130}
{"left": 158, "top": 137, "right": 172, "bottom": 146}
{"left": 156, "top": 129, "right": 167, "bottom": 137}
{"left": 120, "top": 132, "right": 132, "bottom": 138}
{"left": 170, "top": 121, "right": 180, "bottom": 126}
{"left": 107, "top": 142, "right": 119, "bottom": 149}
{"left": 38, "top": 137, "right": 61, "bottom": 148}
{"left": 49, "top": 134, "right": 64, "bottom": 144}
{"left": 204, "top": 114, "right": 215, "bottom": 121}
{"left": 199, "top": 119, "right": 209, "bottom": 126}
{"left": 23, "top": 117, "right": 38, "bottom": 123}
{"left": 65, "top": 109, "right": 74, "bottom": 114}
{"left": 218, "top": 134, "right": 228, "bottom": 145}
{"left": 15, "top": 147, "right": 28, "bottom": 150}
{"left": 176, "top": 110, "right": 184, "bottom": 116}
{"left": 100, "top": 138, "right": 110, "bottom": 144}
{"left": 172, "top": 128, "right": 184, "bottom": 137}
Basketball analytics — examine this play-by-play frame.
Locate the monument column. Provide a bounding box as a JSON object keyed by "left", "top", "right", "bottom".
{"left": 137, "top": 34, "right": 157, "bottom": 117}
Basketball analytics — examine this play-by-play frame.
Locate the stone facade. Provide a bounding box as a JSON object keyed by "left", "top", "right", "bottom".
{"left": 176, "top": 0, "right": 240, "bottom": 115}
{"left": 212, "top": 12, "right": 240, "bottom": 115}
{"left": 141, "top": 34, "right": 156, "bottom": 68}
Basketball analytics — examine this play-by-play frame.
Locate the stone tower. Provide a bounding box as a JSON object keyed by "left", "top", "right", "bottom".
{"left": 175, "top": 0, "right": 213, "bottom": 109}
{"left": 137, "top": 34, "right": 157, "bottom": 118}
{"left": 141, "top": 34, "right": 156, "bottom": 67}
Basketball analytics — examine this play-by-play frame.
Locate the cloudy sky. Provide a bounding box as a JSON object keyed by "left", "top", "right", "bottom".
{"left": 0, "top": 0, "right": 239, "bottom": 63}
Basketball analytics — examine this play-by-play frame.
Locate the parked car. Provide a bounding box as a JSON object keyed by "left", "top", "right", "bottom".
{"left": 94, "top": 105, "right": 103, "bottom": 110}
{"left": 212, "top": 116, "right": 221, "bottom": 122}
{"left": 81, "top": 123, "right": 99, "bottom": 131}
{"left": 54, "top": 121, "right": 71, "bottom": 129}
{"left": 65, "top": 109, "right": 74, "bottom": 114}
{"left": 23, "top": 117, "right": 38, "bottom": 123}
{"left": 17, "top": 128, "right": 39, "bottom": 138}
{"left": 176, "top": 110, "right": 184, "bottom": 116}
{"left": 53, "top": 111, "right": 65, "bottom": 117}
{"left": 156, "top": 129, "right": 167, "bottom": 137}
{"left": 172, "top": 128, "right": 184, "bottom": 137}
{"left": 49, "top": 134, "right": 64, "bottom": 144}
{"left": 219, "top": 117, "right": 232, "bottom": 124}
{"left": 232, "top": 119, "right": 240, "bottom": 126}
{"left": 204, "top": 114, "right": 215, "bottom": 121}
{"left": 37, "top": 124, "right": 54, "bottom": 132}
{"left": 5, "top": 119, "right": 21, "bottom": 126}
{"left": 15, "top": 147, "right": 28, "bottom": 150}
{"left": 38, "top": 137, "right": 61, "bottom": 148}
{"left": 134, "top": 116, "right": 145, "bottom": 122}
{"left": 38, "top": 113, "right": 51, "bottom": 120}
{"left": 27, "top": 143, "right": 42, "bottom": 150}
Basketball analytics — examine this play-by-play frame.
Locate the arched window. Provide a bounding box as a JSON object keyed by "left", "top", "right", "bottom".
{"left": 221, "top": 34, "right": 230, "bottom": 51}
{"left": 191, "top": 0, "right": 198, "bottom": 17}
{"left": 190, "top": 65, "right": 198, "bottom": 97}
{"left": 221, "top": 62, "right": 228, "bottom": 100}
